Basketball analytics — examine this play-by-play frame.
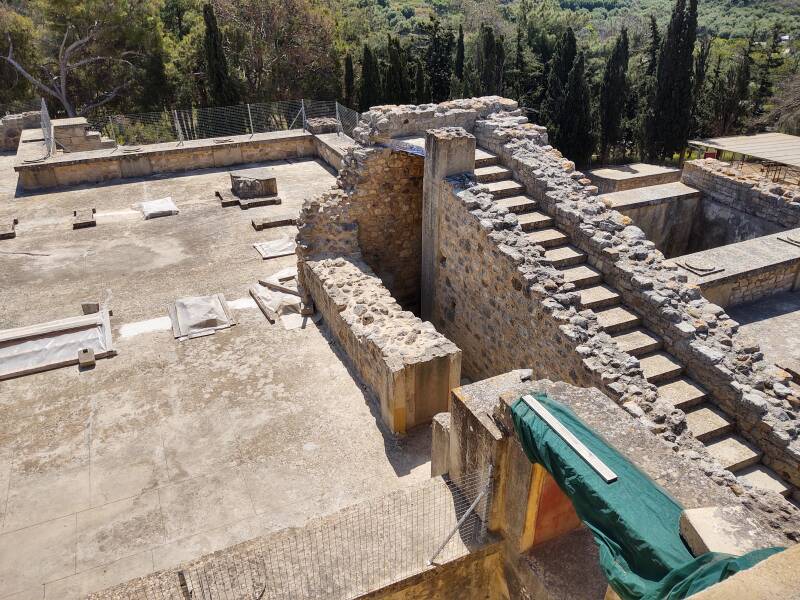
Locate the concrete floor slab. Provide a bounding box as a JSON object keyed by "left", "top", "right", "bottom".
{"left": 43, "top": 551, "right": 154, "bottom": 600}
{"left": 76, "top": 490, "right": 164, "bottom": 572}
{"left": 0, "top": 514, "right": 76, "bottom": 596}
{"left": 158, "top": 468, "right": 256, "bottom": 543}
{"left": 0, "top": 156, "right": 431, "bottom": 592}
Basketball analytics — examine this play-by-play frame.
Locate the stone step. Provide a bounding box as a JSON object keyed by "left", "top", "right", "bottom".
{"left": 495, "top": 195, "right": 538, "bottom": 214}
{"left": 517, "top": 211, "right": 553, "bottom": 232}
{"left": 484, "top": 179, "right": 526, "bottom": 199}
{"left": 611, "top": 328, "right": 662, "bottom": 357}
{"left": 578, "top": 284, "right": 621, "bottom": 310}
{"left": 737, "top": 464, "right": 792, "bottom": 497}
{"left": 595, "top": 306, "right": 641, "bottom": 334}
{"left": 639, "top": 351, "right": 684, "bottom": 383}
{"left": 475, "top": 165, "right": 513, "bottom": 183}
{"left": 706, "top": 435, "right": 763, "bottom": 472}
{"left": 657, "top": 377, "right": 708, "bottom": 409}
{"left": 558, "top": 264, "right": 603, "bottom": 288}
{"left": 525, "top": 227, "right": 569, "bottom": 248}
{"left": 684, "top": 404, "right": 734, "bottom": 442}
{"left": 475, "top": 148, "right": 499, "bottom": 168}
{"left": 543, "top": 245, "right": 587, "bottom": 268}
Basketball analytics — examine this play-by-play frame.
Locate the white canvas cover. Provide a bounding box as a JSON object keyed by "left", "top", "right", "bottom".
{"left": 168, "top": 294, "right": 236, "bottom": 340}
{"left": 253, "top": 237, "right": 296, "bottom": 259}
{"left": 249, "top": 267, "right": 319, "bottom": 330}
{"left": 0, "top": 310, "right": 114, "bottom": 380}
{"left": 141, "top": 197, "right": 179, "bottom": 220}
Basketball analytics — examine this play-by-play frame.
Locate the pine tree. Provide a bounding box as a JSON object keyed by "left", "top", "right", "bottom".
{"left": 344, "top": 54, "right": 355, "bottom": 108}
{"left": 645, "top": 0, "right": 698, "bottom": 161}
{"left": 716, "top": 30, "right": 755, "bottom": 135}
{"left": 541, "top": 27, "right": 576, "bottom": 142}
{"left": 202, "top": 3, "right": 240, "bottom": 107}
{"left": 559, "top": 53, "right": 594, "bottom": 167}
{"left": 424, "top": 18, "right": 455, "bottom": 102}
{"left": 455, "top": 24, "right": 465, "bottom": 81}
{"left": 359, "top": 45, "right": 381, "bottom": 112}
{"left": 599, "top": 29, "right": 629, "bottom": 163}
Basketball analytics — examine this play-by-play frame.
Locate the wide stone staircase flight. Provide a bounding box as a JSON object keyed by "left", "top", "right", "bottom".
{"left": 473, "top": 147, "right": 796, "bottom": 501}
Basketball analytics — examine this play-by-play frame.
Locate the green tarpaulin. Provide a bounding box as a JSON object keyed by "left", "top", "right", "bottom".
{"left": 511, "top": 392, "right": 783, "bottom": 600}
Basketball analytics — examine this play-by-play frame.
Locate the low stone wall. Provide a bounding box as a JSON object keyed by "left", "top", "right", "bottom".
{"left": 353, "top": 96, "right": 522, "bottom": 144}
{"left": 0, "top": 111, "right": 40, "bottom": 151}
{"left": 682, "top": 160, "right": 800, "bottom": 249}
{"left": 14, "top": 130, "right": 317, "bottom": 190}
{"left": 300, "top": 256, "right": 460, "bottom": 433}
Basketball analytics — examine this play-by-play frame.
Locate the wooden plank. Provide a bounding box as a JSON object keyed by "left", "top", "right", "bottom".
{"left": 521, "top": 394, "right": 618, "bottom": 483}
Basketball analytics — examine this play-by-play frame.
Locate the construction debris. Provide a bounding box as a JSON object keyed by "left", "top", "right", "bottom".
{"left": 253, "top": 237, "right": 296, "bottom": 259}
{"left": 141, "top": 197, "right": 179, "bottom": 220}
{"left": 249, "top": 267, "right": 318, "bottom": 330}
{"left": 168, "top": 294, "right": 236, "bottom": 341}
{"left": 252, "top": 215, "right": 296, "bottom": 230}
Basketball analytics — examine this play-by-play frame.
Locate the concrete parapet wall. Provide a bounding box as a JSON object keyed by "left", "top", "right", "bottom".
{"left": 586, "top": 163, "right": 682, "bottom": 193}
{"left": 14, "top": 130, "right": 318, "bottom": 190}
{"left": 301, "top": 256, "right": 460, "bottom": 433}
{"left": 0, "top": 111, "right": 40, "bottom": 151}
{"left": 682, "top": 160, "right": 800, "bottom": 244}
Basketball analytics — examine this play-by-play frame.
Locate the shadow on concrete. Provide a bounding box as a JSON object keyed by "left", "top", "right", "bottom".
{"left": 312, "top": 319, "right": 433, "bottom": 478}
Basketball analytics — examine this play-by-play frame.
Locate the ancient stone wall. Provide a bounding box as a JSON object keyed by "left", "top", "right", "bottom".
{"left": 476, "top": 128, "right": 800, "bottom": 491}
{"left": 682, "top": 159, "right": 800, "bottom": 251}
{"left": 0, "top": 111, "right": 40, "bottom": 151}
{"left": 300, "top": 256, "right": 460, "bottom": 433}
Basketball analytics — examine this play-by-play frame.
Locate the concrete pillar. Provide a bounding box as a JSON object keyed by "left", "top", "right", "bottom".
{"left": 421, "top": 127, "right": 476, "bottom": 321}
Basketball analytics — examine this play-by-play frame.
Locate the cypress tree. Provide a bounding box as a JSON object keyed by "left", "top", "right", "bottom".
{"left": 384, "top": 36, "right": 410, "bottom": 104}
{"left": 344, "top": 54, "right": 355, "bottom": 108}
{"left": 753, "top": 25, "right": 783, "bottom": 118}
{"left": 455, "top": 24, "right": 465, "bottom": 81}
{"left": 645, "top": 0, "right": 698, "bottom": 161}
{"left": 541, "top": 27, "right": 577, "bottom": 142}
{"left": 599, "top": 29, "right": 629, "bottom": 163}
{"left": 424, "top": 18, "right": 455, "bottom": 102}
{"left": 414, "top": 61, "right": 429, "bottom": 104}
{"left": 202, "top": 3, "right": 240, "bottom": 107}
{"left": 646, "top": 15, "right": 660, "bottom": 78}
{"left": 359, "top": 45, "right": 381, "bottom": 112}
{"left": 559, "top": 53, "right": 594, "bottom": 167}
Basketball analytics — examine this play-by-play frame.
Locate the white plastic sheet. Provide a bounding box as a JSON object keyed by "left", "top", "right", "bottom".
{"left": 141, "top": 197, "right": 179, "bottom": 220}
{"left": 168, "top": 294, "right": 236, "bottom": 340}
{"left": 0, "top": 311, "right": 114, "bottom": 380}
{"left": 253, "top": 237, "right": 296, "bottom": 259}
{"left": 249, "top": 267, "right": 319, "bottom": 330}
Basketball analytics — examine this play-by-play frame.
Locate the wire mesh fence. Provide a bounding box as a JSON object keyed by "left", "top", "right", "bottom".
{"left": 101, "top": 468, "right": 493, "bottom": 600}
{"left": 90, "top": 100, "right": 359, "bottom": 149}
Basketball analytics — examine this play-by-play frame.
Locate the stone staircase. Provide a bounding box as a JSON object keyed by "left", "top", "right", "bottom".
{"left": 474, "top": 148, "right": 795, "bottom": 500}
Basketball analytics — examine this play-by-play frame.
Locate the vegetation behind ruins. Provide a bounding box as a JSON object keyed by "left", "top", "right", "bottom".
{"left": 3, "top": 0, "right": 800, "bottom": 164}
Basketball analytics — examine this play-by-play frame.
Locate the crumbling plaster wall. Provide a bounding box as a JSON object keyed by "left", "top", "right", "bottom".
{"left": 682, "top": 159, "right": 800, "bottom": 251}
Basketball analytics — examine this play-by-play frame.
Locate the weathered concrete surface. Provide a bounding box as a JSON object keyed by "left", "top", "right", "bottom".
{"left": 599, "top": 182, "right": 701, "bottom": 258}
{"left": 586, "top": 163, "right": 681, "bottom": 193}
{"left": 668, "top": 228, "right": 800, "bottom": 308}
{"left": 684, "top": 544, "right": 800, "bottom": 599}
{"left": 0, "top": 157, "right": 432, "bottom": 599}
{"left": 680, "top": 505, "right": 773, "bottom": 555}
{"left": 0, "top": 111, "right": 40, "bottom": 151}
{"left": 729, "top": 291, "right": 800, "bottom": 380}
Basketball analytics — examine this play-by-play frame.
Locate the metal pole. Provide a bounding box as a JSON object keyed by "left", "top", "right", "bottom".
{"left": 335, "top": 101, "right": 342, "bottom": 137}
{"left": 300, "top": 99, "right": 307, "bottom": 132}
{"left": 427, "top": 466, "right": 493, "bottom": 565}
{"left": 173, "top": 109, "right": 184, "bottom": 146}
{"left": 108, "top": 116, "right": 118, "bottom": 153}
{"left": 247, "top": 103, "right": 255, "bottom": 138}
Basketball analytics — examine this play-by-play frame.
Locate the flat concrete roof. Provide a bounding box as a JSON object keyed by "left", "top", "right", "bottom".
{"left": 586, "top": 162, "right": 680, "bottom": 181}
{"left": 729, "top": 291, "right": 800, "bottom": 379}
{"left": 690, "top": 132, "right": 800, "bottom": 169}
{"left": 598, "top": 181, "right": 699, "bottom": 210}
{"left": 0, "top": 154, "right": 431, "bottom": 598}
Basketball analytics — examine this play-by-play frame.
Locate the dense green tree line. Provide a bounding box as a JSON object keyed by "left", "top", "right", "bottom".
{"left": 1, "top": 0, "right": 797, "bottom": 167}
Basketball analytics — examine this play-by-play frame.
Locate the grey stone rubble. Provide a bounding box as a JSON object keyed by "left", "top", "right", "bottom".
{"left": 351, "top": 99, "right": 800, "bottom": 541}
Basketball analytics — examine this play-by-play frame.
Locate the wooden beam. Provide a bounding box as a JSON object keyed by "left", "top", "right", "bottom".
{"left": 521, "top": 394, "right": 618, "bottom": 483}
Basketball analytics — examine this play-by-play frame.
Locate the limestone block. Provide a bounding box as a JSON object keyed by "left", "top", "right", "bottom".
{"left": 680, "top": 505, "right": 770, "bottom": 556}
{"left": 431, "top": 412, "right": 451, "bottom": 477}
{"left": 230, "top": 170, "right": 278, "bottom": 199}
{"left": 305, "top": 117, "right": 338, "bottom": 134}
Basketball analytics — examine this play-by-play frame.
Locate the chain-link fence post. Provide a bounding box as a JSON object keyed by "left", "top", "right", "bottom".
{"left": 300, "top": 99, "right": 307, "bottom": 131}
{"left": 173, "top": 109, "right": 184, "bottom": 146}
{"left": 335, "top": 101, "right": 342, "bottom": 136}
{"left": 247, "top": 103, "right": 255, "bottom": 138}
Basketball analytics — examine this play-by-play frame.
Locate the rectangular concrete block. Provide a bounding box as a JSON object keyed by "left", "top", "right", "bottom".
{"left": 680, "top": 505, "right": 770, "bottom": 556}
{"left": 431, "top": 412, "right": 451, "bottom": 477}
